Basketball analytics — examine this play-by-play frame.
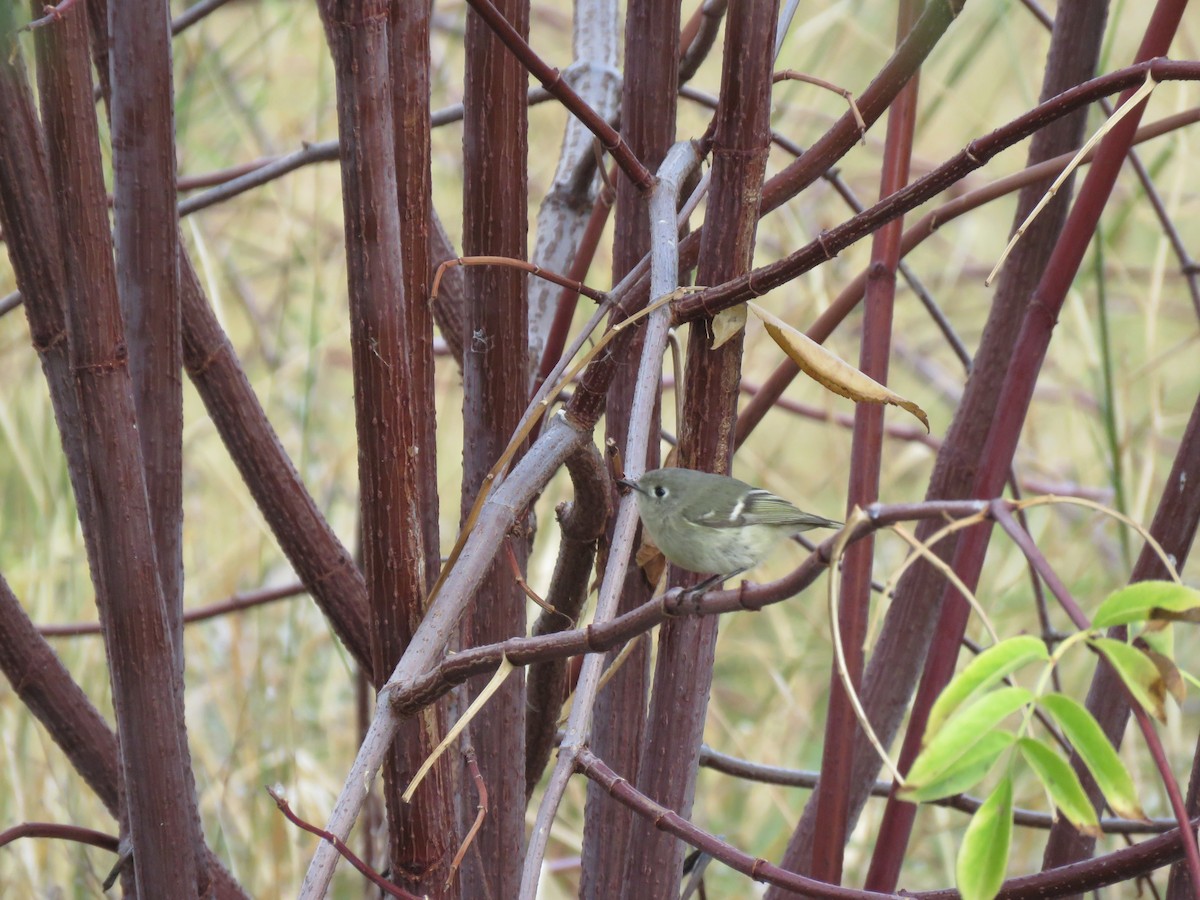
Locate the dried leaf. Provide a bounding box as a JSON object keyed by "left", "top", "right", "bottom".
{"left": 1090, "top": 637, "right": 1169, "bottom": 723}
{"left": 711, "top": 304, "right": 747, "bottom": 349}
{"left": 749, "top": 302, "right": 930, "bottom": 432}
{"left": 635, "top": 535, "right": 667, "bottom": 585}
{"left": 1139, "top": 643, "right": 1187, "bottom": 705}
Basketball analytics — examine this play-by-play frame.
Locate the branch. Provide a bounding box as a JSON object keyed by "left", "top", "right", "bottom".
{"left": 0, "top": 821, "right": 119, "bottom": 853}
{"left": 299, "top": 414, "right": 589, "bottom": 896}
{"left": 390, "top": 499, "right": 992, "bottom": 716}
{"left": 463, "top": 0, "right": 653, "bottom": 191}
{"left": 268, "top": 787, "right": 419, "bottom": 900}
{"left": 519, "top": 140, "right": 702, "bottom": 899}
{"left": 577, "top": 747, "right": 899, "bottom": 899}
{"left": 697, "top": 745, "right": 1178, "bottom": 834}
{"left": 673, "top": 59, "right": 1200, "bottom": 323}
{"left": 525, "top": 441, "right": 611, "bottom": 793}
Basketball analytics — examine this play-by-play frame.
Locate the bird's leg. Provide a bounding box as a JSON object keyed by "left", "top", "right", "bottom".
{"left": 684, "top": 573, "right": 722, "bottom": 596}
{"left": 682, "top": 567, "right": 747, "bottom": 598}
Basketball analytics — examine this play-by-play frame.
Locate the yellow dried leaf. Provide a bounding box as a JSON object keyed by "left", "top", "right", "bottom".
{"left": 711, "top": 304, "right": 748, "bottom": 349}
{"left": 749, "top": 302, "right": 930, "bottom": 432}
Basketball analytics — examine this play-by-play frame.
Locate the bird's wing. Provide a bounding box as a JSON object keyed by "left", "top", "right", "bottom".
{"left": 726, "top": 489, "right": 841, "bottom": 529}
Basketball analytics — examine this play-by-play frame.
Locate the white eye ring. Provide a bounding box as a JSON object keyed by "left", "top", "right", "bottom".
{"left": 652, "top": 485, "right": 668, "bottom": 498}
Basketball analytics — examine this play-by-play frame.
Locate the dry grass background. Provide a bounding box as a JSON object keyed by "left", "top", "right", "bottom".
{"left": 0, "top": 0, "right": 1198, "bottom": 895}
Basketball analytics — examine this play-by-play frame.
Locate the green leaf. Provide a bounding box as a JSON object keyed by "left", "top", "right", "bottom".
{"left": 1016, "top": 737, "right": 1100, "bottom": 836}
{"left": 926, "top": 636, "right": 1048, "bottom": 740}
{"left": 1089, "top": 637, "right": 1168, "bottom": 722}
{"left": 900, "top": 731, "right": 1014, "bottom": 803}
{"left": 956, "top": 776, "right": 1013, "bottom": 900}
{"left": 906, "top": 686, "right": 1031, "bottom": 790}
{"left": 1038, "top": 693, "right": 1145, "bottom": 821}
{"left": 1093, "top": 581, "right": 1200, "bottom": 628}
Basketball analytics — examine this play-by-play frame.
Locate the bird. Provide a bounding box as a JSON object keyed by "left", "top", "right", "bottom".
{"left": 618, "top": 467, "right": 841, "bottom": 585}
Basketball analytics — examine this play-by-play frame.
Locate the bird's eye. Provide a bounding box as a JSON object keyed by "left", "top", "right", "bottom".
{"left": 653, "top": 485, "right": 668, "bottom": 498}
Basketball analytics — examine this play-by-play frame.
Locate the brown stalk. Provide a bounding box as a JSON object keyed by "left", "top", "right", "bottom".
{"left": 577, "top": 0, "right": 681, "bottom": 892}
{"left": 32, "top": 3, "right": 201, "bottom": 891}
{"left": 389, "top": 0, "right": 460, "bottom": 890}
{"left": 456, "top": 0, "right": 532, "bottom": 892}
{"left": 788, "top": 0, "right": 1109, "bottom": 875}
{"left": 463, "top": 0, "right": 652, "bottom": 191}
{"left": 815, "top": 0, "right": 921, "bottom": 884}
{"left": 0, "top": 28, "right": 250, "bottom": 899}
{"left": 110, "top": 0, "right": 185, "bottom": 670}
{"left": 315, "top": 0, "right": 458, "bottom": 892}
{"left": 524, "top": 441, "right": 611, "bottom": 794}
{"left": 618, "top": 0, "right": 779, "bottom": 893}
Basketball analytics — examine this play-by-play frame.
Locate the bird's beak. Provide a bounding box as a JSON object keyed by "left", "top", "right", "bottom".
{"left": 616, "top": 477, "right": 641, "bottom": 494}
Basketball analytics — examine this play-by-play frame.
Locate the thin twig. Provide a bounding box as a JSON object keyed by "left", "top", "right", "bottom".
{"left": 0, "top": 290, "right": 22, "bottom": 318}
{"left": 170, "top": 0, "right": 238, "bottom": 35}
{"left": 23, "top": 0, "right": 79, "bottom": 31}
{"left": 773, "top": 69, "right": 867, "bottom": 138}
{"left": 431, "top": 255, "right": 607, "bottom": 304}
{"left": 267, "top": 787, "right": 419, "bottom": 900}
{"left": 696, "top": 745, "right": 1177, "bottom": 833}
{"left": 39, "top": 582, "right": 307, "bottom": 637}
{"left": 448, "top": 746, "right": 489, "bottom": 885}
{"left": 0, "top": 821, "right": 120, "bottom": 852}
{"left": 504, "top": 538, "right": 565, "bottom": 620}
{"left": 464, "top": 0, "right": 653, "bottom": 191}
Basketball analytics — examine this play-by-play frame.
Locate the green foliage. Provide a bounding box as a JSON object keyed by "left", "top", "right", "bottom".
{"left": 956, "top": 776, "right": 1013, "bottom": 900}
{"left": 899, "top": 730, "right": 1013, "bottom": 804}
{"left": 1037, "top": 692, "right": 1143, "bottom": 821}
{"left": 924, "top": 635, "right": 1048, "bottom": 738}
{"left": 1015, "top": 736, "right": 1097, "bottom": 834}
{"left": 904, "top": 579, "right": 1200, "bottom": 900}
{"left": 904, "top": 685, "right": 1032, "bottom": 794}
{"left": 1093, "top": 581, "right": 1200, "bottom": 628}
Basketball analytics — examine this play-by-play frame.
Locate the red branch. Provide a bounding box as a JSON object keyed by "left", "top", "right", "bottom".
{"left": 266, "top": 787, "right": 420, "bottom": 900}
{"left": 463, "top": 0, "right": 653, "bottom": 192}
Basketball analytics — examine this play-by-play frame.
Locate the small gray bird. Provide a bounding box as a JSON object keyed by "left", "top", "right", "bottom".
{"left": 619, "top": 467, "right": 841, "bottom": 580}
